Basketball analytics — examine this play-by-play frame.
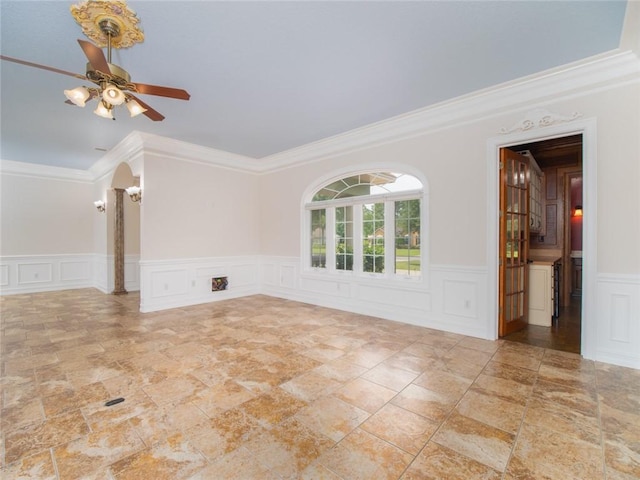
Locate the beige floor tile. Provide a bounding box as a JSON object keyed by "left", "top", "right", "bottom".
{"left": 188, "top": 446, "right": 280, "bottom": 480}
{"left": 455, "top": 390, "right": 525, "bottom": 435}
{"left": 604, "top": 432, "right": 640, "bottom": 480}
{"left": 525, "top": 395, "right": 600, "bottom": 444}
{"left": 1, "top": 398, "right": 45, "bottom": 432}
{"left": 280, "top": 371, "right": 342, "bottom": 402}
{"left": 1, "top": 450, "right": 57, "bottom": 480}
{"left": 391, "top": 383, "right": 454, "bottom": 423}
{"left": 360, "top": 403, "right": 438, "bottom": 455}
{"left": 244, "top": 417, "right": 335, "bottom": 478}
{"left": 413, "top": 369, "right": 472, "bottom": 403}
{"left": 186, "top": 407, "right": 264, "bottom": 460}
{"left": 53, "top": 420, "right": 144, "bottom": 478}
{"left": 191, "top": 379, "right": 256, "bottom": 416}
{"left": 239, "top": 388, "right": 308, "bottom": 428}
{"left": 333, "top": 377, "right": 398, "bottom": 413}
{"left": 361, "top": 363, "right": 419, "bottom": 392}
{"left": 109, "top": 432, "right": 207, "bottom": 480}
{"left": 433, "top": 411, "right": 515, "bottom": 472}
{"left": 401, "top": 442, "right": 501, "bottom": 480}
{"left": 3, "top": 291, "right": 639, "bottom": 479}
{"left": 470, "top": 373, "right": 533, "bottom": 406}
{"left": 294, "top": 395, "right": 370, "bottom": 442}
{"left": 506, "top": 422, "right": 604, "bottom": 479}
{"left": 318, "top": 428, "right": 413, "bottom": 480}
{"left": 4, "top": 409, "right": 90, "bottom": 464}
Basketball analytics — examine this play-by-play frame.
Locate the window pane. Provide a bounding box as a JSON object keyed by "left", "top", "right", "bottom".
{"left": 312, "top": 172, "right": 422, "bottom": 201}
{"left": 363, "top": 203, "right": 385, "bottom": 273}
{"left": 336, "top": 206, "right": 354, "bottom": 271}
{"left": 310, "top": 209, "right": 326, "bottom": 268}
{"left": 395, "top": 199, "right": 421, "bottom": 276}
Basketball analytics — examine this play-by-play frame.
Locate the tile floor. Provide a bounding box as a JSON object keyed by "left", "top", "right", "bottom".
{"left": 1, "top": 289, "right": 638, "bottom": 479}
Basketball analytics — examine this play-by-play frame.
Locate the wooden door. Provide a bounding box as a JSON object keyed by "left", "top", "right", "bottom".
{"left": 499, "top": 148, "right": 530, "bottom": 336}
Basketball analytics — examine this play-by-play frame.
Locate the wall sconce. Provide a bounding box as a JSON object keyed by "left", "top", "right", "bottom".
{"left": 573, "top": 205, "right": 583, "bottom": 217}
{"left": 94, "top": 200, "right": 106, "bottom": 213}
{"left": 125, "top": 186, "right": 142, "bottom": 203}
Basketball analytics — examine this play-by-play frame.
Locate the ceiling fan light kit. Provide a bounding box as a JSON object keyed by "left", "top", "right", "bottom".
{"left": 64, "top": 86, "right": 91, "bottom": 107}
{"left": 0, "top": 0, "right": 190, "bottom": 123}
{"left": 102, "top": 84, "right": 126, "bottom": 106}
{"left": 94, "top": 100, "right": 114, "bottom": 119}
{"left": 125, "top": 97, "right": 147, "bottom": 117}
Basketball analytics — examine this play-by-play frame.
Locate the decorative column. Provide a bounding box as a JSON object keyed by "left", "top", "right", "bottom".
{"left": 113, "top": 188, "right": 128, "bottom": 295}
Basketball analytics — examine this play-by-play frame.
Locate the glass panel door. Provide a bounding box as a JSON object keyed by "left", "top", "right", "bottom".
{"left": 499, "top": 148, "right": 529, "bottom": 336}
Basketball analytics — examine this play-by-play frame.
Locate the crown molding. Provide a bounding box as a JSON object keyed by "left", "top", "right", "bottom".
{"left": 257, "top": 49, "right": 640, "bottom": 173}
{"left": 3, "top": 49, "right": 639, "bottom": 182}
{"left": 136, "top": 132, "right": 258, "bottom": 173}
{"left": 0, "top": 159, "right": 93, "bottom": 183}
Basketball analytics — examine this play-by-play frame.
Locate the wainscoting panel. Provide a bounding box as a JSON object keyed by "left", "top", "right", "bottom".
{"left": 150, "top": 269, "right": 189, "bottom": 298}
{"left": 443, "top": 279, "right": 478, "bottom": 319}
{"left": 139, "top": 256, "right": 261, "bottom": 312}
{"left": 60, "top": 260, "right": 91, "bottom": 282}
{"left": 18, "top": 263, "right": 53, "bottom": 284}
{"left": 0, "top": 264, "right": 8, "bottom": 286}
{"left": 0, "top": 255, "right": 94, "bottom": 294}
{"left": 596, "top": 274, "right": 640, "bottom": 368}
{"left": 261, "top": 258, "right": 490, "bottom": 339}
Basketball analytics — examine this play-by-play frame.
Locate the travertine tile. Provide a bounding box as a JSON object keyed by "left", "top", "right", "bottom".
{"left": 361, "top": 363, "right": 419, "bottom": 392}
{"left": 186, "top": 407, "right": 264, "bottom": 460}
{"left": 295, "top": 395, "right": 370, "bottom": 442}
{"left": 1, "top": 450, "right": 57, "bottom": 480}
{"left": 53, "top": 420, "right": 144, "bottom": 478}
{"left": 244, "top": 417, "right": 334, "bottom": 478}
{"left": 280, "top": 371, "right": 342, "bottom": 402}
{"left": 455, "top": 389, "right": 525, "bottom": 435}
{"left": 433, "top": 411, "right": 515, "bottom": 472}
{"left": 109, "top": 432, "right": 207, "bottom": 480}
{"left": 506, "top": 422, "right": 604, "bottom": 479}
{"left": 401, "top": 442, "right": 501, "bottom": 480}
{"left": 188, "top": 446, "right": 280, "bottom": 480}
{"left": 4, "top": 409, "right": 90, "bottom": 464}
{"left": 2, "top": 290, "right": 638, "bottom": 479}
{"left": 360, "top": 403, "right": 438, "bottom": 455}
{"left": 470, "top": 372, "right": 533, "bottom": 406}
{"left": 318, "top": 428, "right": 413, "bottom": 480}
{"left": 334, "top": 377, "right": 397, "bottom": 413}
{"left": 391, "top": 383, "right": 454, "bottom": 423}
{"left": 413, "top": 369, "right": 472, "bottom": 403}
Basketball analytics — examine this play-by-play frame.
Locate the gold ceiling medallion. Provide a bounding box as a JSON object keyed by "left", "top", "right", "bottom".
{"left": 70, "top": 0, "right": 144, "bottom": 49}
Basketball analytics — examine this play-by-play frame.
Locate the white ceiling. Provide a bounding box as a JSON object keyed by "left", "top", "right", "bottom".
{"left": 0, "top": 1, "right": 628, "bottom": 170}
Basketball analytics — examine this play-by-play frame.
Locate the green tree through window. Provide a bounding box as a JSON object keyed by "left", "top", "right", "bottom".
{"left": 308, "top": 171, "right": 423, "bottom": 277}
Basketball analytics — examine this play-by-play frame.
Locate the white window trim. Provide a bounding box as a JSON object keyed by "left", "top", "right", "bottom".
{"left": 301, "top": 166, "right": 429, "bottom": 288}
{"left": 304, "top": 192, "right": 425, "bottom": 282}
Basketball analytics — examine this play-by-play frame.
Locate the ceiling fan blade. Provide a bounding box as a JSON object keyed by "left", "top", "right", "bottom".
{"left": 128, "top": 94, "right": 165, "bottom": 121}
{"left": 132, "top": 82, "right": 190, "bottom": 100}
{"left": 1, "top": 55, "right": 86, "bottom": 80}
{"left": 77, "top": 39, "right": 111, "bottom": 74}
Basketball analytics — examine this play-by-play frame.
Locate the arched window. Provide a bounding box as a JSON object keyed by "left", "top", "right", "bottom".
{"left": 305, "top": 171, "right": 424, "bottom": 278}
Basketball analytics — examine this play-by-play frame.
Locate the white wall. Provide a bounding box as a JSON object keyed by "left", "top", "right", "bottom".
{"left": 141, "top": 153, "right": 261, "bottom": 260}
{"left": 1, "top": 172, "right": 93, "bottom": 255}
{"left": 0, "top": 163, "right": 141, "bottom": 294}
{"left": 137, "top": 152, "right": 263, "bottom": 312}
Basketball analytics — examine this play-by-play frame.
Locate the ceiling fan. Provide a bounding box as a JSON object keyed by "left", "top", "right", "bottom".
{"left": 0, "top": 0, "right": 190, "bottom": 121}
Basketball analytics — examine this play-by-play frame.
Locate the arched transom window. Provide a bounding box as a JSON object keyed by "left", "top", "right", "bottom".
{"left": 306, "top": 171, "right": 424, "bottom": 278}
